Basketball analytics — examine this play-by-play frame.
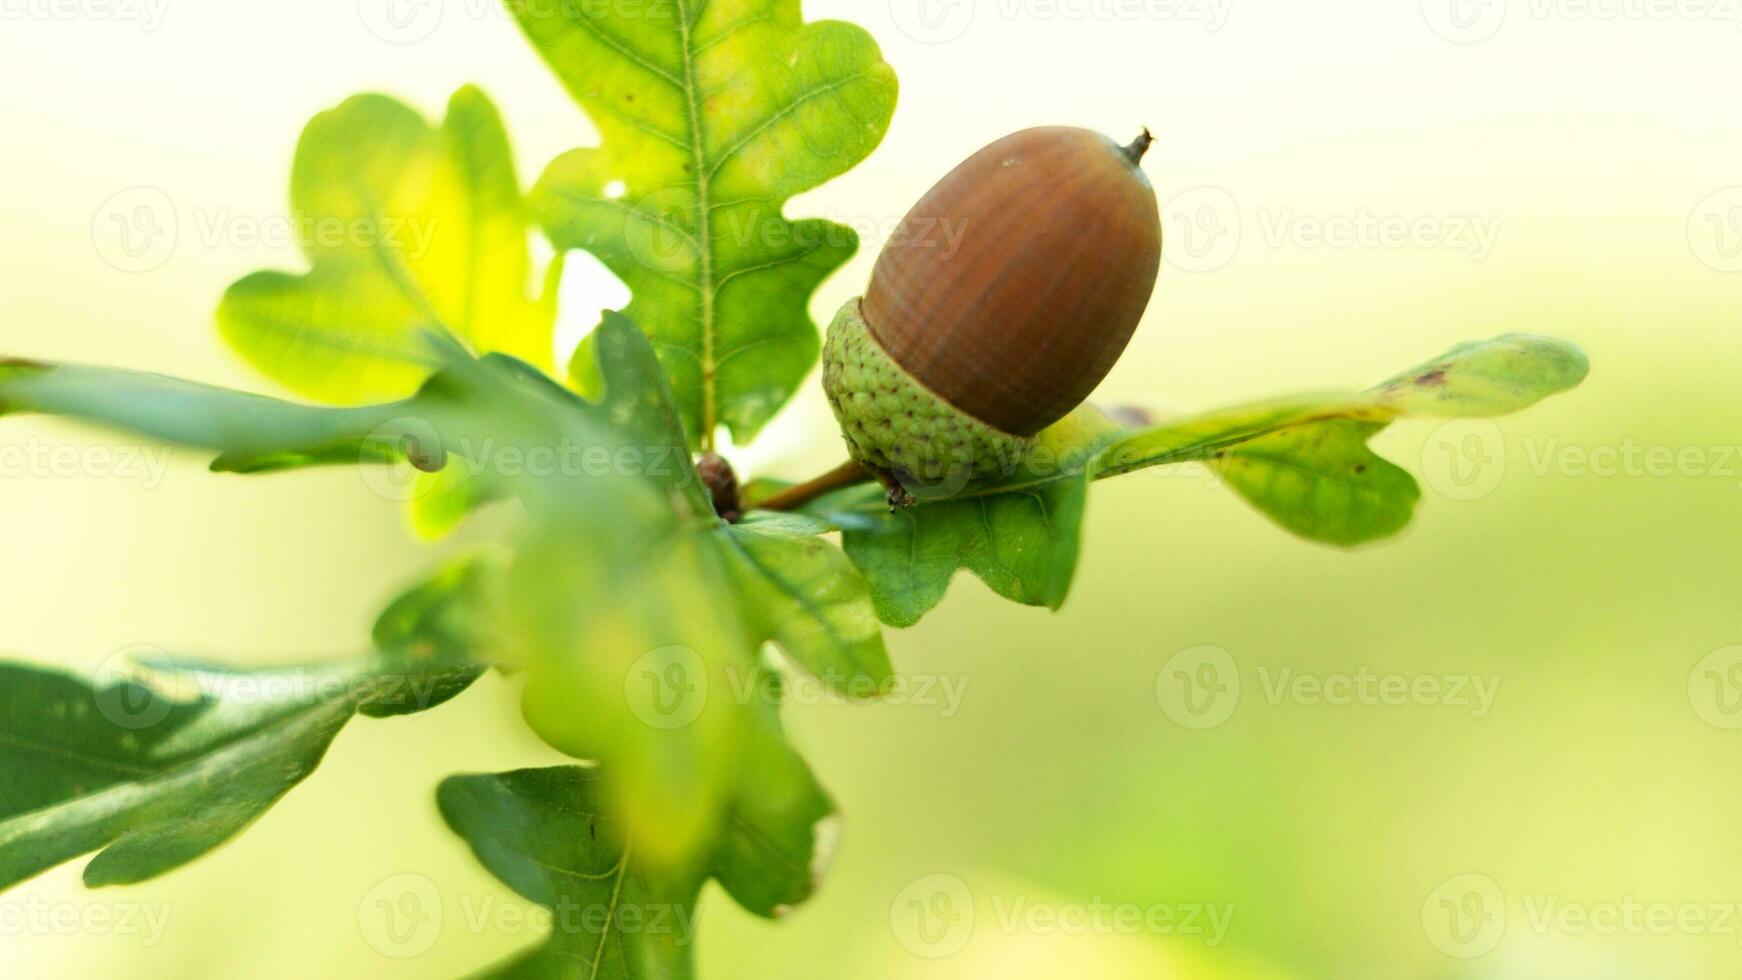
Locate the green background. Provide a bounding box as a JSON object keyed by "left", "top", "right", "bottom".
{"left": 2, "top": 1, "right": 1739, "bottom": 977}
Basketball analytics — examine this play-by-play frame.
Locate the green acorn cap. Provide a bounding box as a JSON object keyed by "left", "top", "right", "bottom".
{"left": 822, "top": 299, "right": 1031, "bottom": 487}
{"left": 821, "top": 127, "right": 1163, "bottom": 492}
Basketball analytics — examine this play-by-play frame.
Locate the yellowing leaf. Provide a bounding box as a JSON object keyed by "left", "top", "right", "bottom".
{"left": 217, "top": 87, "right": 558, "bottom": 404}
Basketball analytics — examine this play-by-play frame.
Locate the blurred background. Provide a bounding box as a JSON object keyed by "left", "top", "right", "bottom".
{"left": 2, "top": 0, "right": 1740, "bottom": 976}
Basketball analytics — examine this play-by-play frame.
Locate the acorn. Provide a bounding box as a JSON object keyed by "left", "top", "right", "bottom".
{"left": 822, "top": 126, "right": 1162, "bottom": 502}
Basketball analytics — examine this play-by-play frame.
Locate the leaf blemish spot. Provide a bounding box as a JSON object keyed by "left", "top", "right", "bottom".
{"left": 1414, "top": 369, "right": 1448, "bottom": 387}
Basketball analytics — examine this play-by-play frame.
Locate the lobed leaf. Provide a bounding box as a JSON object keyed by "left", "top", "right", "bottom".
{"left": 499, "top": 316, "right": 882, "bottom": 868}
{"left": 440, "top": 767, "right": 698, "bottom": 980}
{"left": 2, "top": 316, "right": 884, "bottom": 874}
{"left": 821, "top": 477, "right": 1091, "bottom": 629}
{"left": 804, "top": 405, "right": 1120, "bottom": 627}
{"left": 0, "top": 559, "right": 498, "bottom": 890}
{"left": 718, "top": 514, "right": 893, "bottom": 693}
{"left": 805, "top": 335, "right": 1589, "bottom": 626}
{"left": 1368, "top": 332, "right": 1592, "bottom": 418}
{"left": 513, "top": 0, "right": 899, "bottom": 448}
{"left": 217, "top": 87, "right": 559, "bottom": 405}
{"left": 1208, "top": 420, "right": 1419, "bottom": 548}
{"left": 441, "top": 723, "right": 834, "bottom": 979}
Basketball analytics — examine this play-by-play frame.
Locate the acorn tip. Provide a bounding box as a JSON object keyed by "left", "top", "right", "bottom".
{"left": 1120, "top": 128, "right": 1154, "bottom": 165}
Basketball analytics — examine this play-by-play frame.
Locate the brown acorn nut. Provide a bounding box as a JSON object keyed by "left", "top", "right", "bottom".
{"left": 821, "top": 126, "right": 1162, "bottom": 492}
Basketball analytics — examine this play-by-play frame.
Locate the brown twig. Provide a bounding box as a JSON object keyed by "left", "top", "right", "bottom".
{"left": 752, "top": 459, "right": 876, "bottom": 513}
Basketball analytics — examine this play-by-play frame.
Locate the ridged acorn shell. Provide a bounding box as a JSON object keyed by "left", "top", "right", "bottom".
{"left": 863, "top": 127, "right": 1162, "bottom": 438}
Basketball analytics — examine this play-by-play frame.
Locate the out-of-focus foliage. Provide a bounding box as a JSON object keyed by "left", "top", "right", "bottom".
{"left": 0, "top": 558, "right": 494, "bottom": 891}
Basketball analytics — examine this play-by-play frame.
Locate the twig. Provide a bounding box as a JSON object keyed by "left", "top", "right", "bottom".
{"left": 752, "top": 459, "right": 876, "bottom": 513}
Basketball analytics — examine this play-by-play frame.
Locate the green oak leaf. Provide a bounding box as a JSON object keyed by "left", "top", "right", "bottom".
{"left": 493, "top": 315, "right": 883, "bottom": 868}
{"left": 0, "top": 334, "right": 742, "bottom": 869}
{"left": 441, "top": 694, "right": 834, "bottom": 977}
{"left": 553, "top": 320, "right": 889, "bottom": 704}
{"left": 1209, "top": 419, "right": 1418, "bottom": 547}
{"left": 825, "top": 479, "right": 1090, "bottom": 629}
{"left": 809, "top": 334, "right": 1589, "bottom": 626}
{"left": 1097, "top": 333, "right": 1591, "bottom": 478}
{"left": 1369, "top": 332, "right": 1592, "bottom": 417}
{"left": 0, "top": 332, "right": 635, "bottom": 489}
{"left": 0, "top": 558, "right": 498, "bottom": 890}
{"left": 366, "top": 557, "right": 507, "bottom": 716}
{"left": 441, "top": 767, "right": 700, "bottom": 979}
{"left": 2, "top": 316, "right": 886, "bottom": 872}
{"left": 706, "top": 668, "right": 838, "bottom": 919}
{"left": 217, "top": 86, "right": 560, "bottom": 405}
{"left": 809, "top": 405, "right": 1120, "bottom": 627}
{"left": 718, "top": 514, "right": 893, "bottom": 694}
{"left": 513, "top": 0, "right": 899, "bottom": 448}
{"left": 507, "top": 504, "right": 756, "bottom": 870}
{"left": 0, "top": 353, "right": 460, "bottom": 474}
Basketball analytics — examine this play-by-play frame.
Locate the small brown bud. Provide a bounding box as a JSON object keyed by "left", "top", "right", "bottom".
{"left": 696, "top": 451, "right": 741, "bottom": 522}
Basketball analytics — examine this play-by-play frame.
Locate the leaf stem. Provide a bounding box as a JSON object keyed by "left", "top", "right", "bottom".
{"left": 752, "top": 460, "right": 876, "bottom": 513}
